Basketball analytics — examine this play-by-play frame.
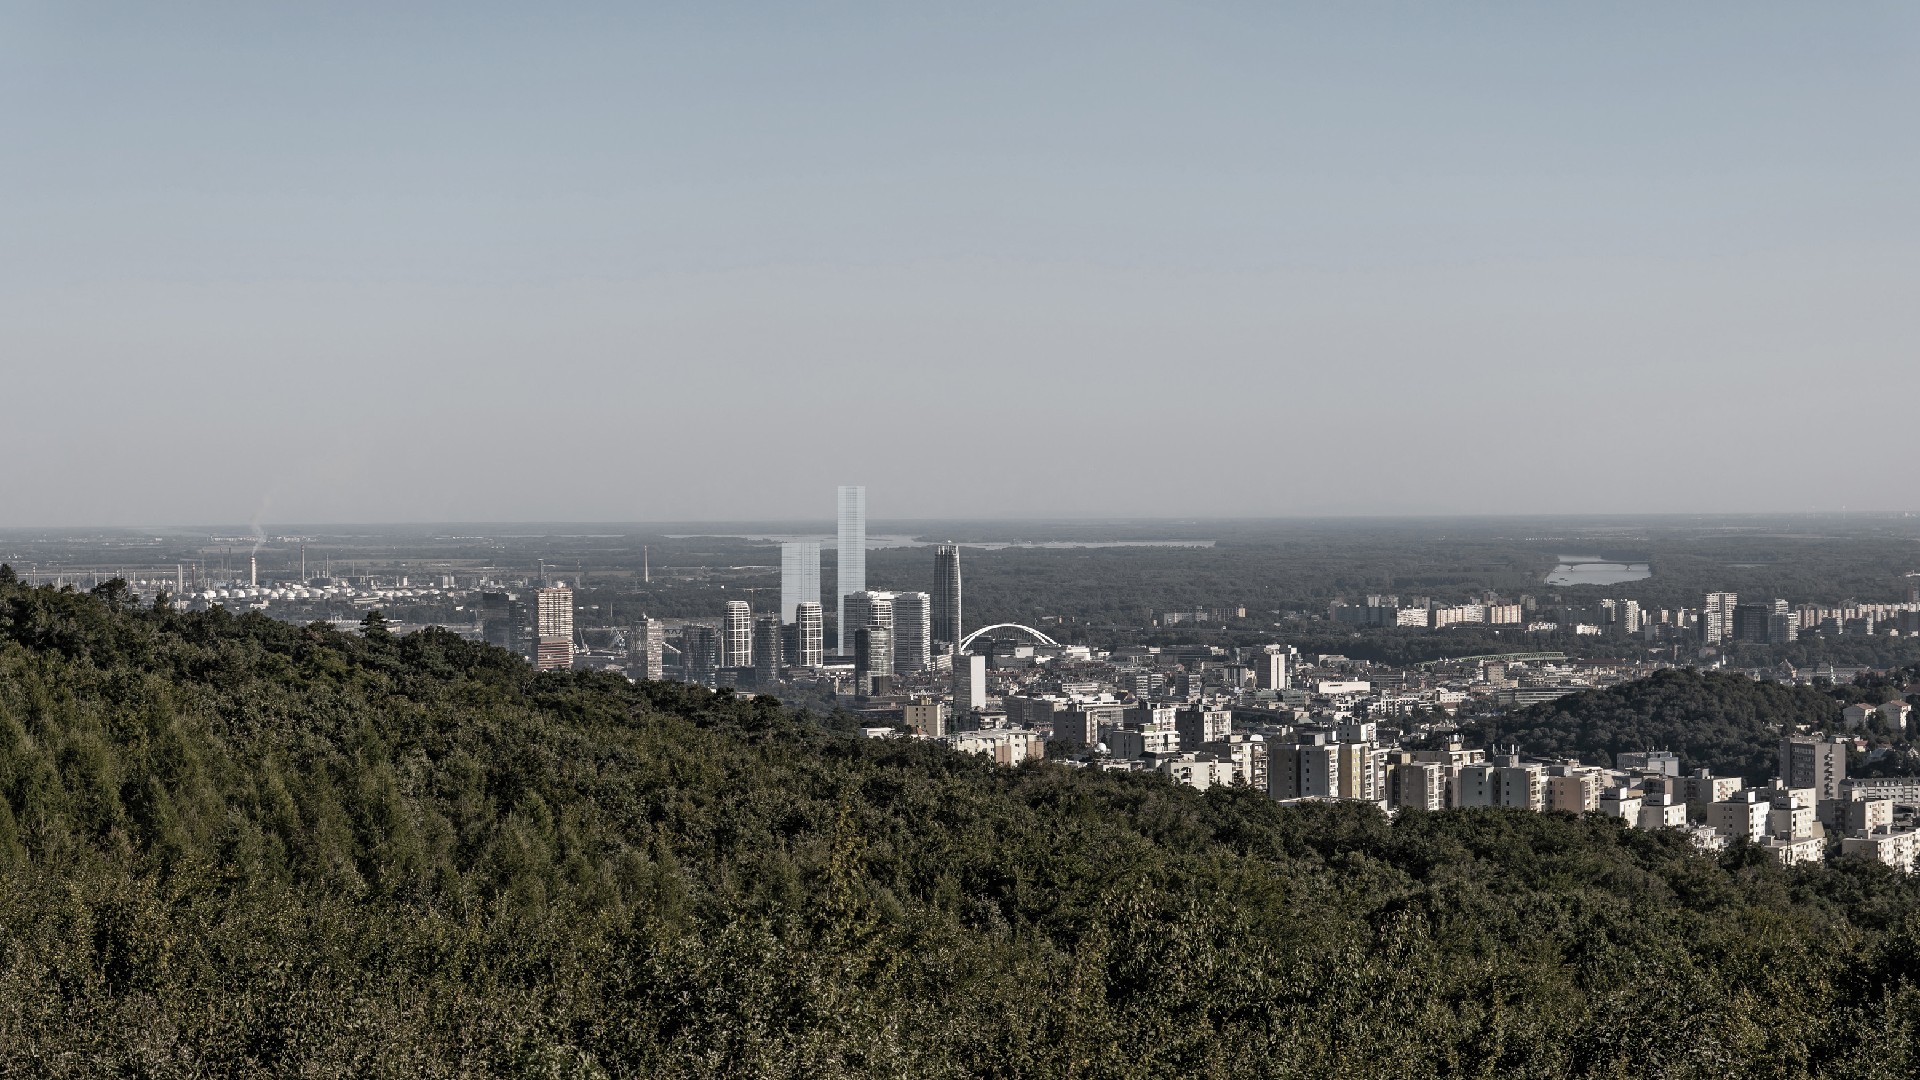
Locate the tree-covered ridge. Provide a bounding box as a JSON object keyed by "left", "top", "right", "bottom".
{"left": 1473, "top": 669, "right": 1845, "bottom": 779}
{"left": 4, "top": 577, "right": 1920, "bottom": 1076}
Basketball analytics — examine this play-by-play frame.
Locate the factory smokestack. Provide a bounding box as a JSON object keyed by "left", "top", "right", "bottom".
{"left": 250, "top": 555, "right": 257, "bottom": 588}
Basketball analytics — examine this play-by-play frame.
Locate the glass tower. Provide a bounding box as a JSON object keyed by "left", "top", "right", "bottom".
{"left": 932, "top": 544, "right": 962, "bottom": 651}
{"left": 836, "top": 484, "right": 866, "bottom": 653}
{"left": 780, "top": 540, "right": 822, "bottom": 625}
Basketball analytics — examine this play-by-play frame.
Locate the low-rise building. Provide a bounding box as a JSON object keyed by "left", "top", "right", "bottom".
{"left": 1546, "top": 769, "right": 1603, "bottom": 814}
{"left": 1756, "top": 835, "right": 1824, "bottom": 867}
{"left": 1637, "top": 792, "right": 1688, "bottom": 830}
{"left": 1599, "top": 786, "right": 1643, "bottom": 825}
{"left": 1848, "top": 798, "right": 1896, "bottom": 834}
{"left": 1706, "top": 792, "right": 1770, "bottom": 841}
{"left": 1158, "top": 753, "right": 1235, "bottom": 791}
{"left": 941, "top": 729, "right": 1047, "bottom": 766}
{"left": 1841, "top": 827, "right": 1919, "bottom": 874}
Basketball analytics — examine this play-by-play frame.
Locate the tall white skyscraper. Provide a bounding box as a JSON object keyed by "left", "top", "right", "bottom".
{"left": 780, "top": 540, "right": 822, "bottom": 624}
{"left": 836, "top": 484, "right": 866, "bottom": 653}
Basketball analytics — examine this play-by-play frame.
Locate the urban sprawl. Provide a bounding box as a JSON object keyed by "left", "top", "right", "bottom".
{"left": 47, "top": 489, "right": 1920, "bottom": 878}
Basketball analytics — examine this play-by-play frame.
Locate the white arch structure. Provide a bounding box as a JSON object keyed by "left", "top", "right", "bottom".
{"left": 957, "top": 623, "right": 1061, "bottom": 652}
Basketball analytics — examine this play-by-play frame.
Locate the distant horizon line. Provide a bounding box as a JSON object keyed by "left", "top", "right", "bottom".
{"left": 3, "top": 509, "right": 1918, "bottom": 534}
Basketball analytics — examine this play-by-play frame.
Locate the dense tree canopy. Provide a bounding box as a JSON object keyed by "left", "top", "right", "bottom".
{"left": 1474, "top": 669, "right": 1844, "bottom": 778}
{"left": 4, "top": 576, "right": 1920, "bottom": 1076}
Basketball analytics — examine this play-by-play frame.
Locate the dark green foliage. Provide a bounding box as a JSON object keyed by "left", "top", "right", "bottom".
{"left": 5, "top": 581, "right": 1920, "bottom": 1076}
{"left": 1476, "top": 669, "right": 1842, "bottom": 778}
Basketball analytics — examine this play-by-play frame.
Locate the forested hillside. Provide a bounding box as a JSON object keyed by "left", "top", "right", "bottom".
{"left": 1475, "top": 669, "right": 1844, "bottom": 779}
{"left": 6, "top": 572, "right": 1920, "bottom": 1077}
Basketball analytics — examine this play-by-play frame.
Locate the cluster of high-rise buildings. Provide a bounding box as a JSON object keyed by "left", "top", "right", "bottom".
{"left": 627, "top": 485, "right": 969, "bottom": 695}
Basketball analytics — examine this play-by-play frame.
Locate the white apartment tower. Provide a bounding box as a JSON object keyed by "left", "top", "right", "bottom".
{"left": 722, "top": 601, "right": 754, "bottom": 669}
{"left": 794, "top": 602, "right": 825, "bottom": 668}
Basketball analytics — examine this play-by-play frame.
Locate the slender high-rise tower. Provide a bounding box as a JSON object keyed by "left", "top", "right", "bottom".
{"left": 753, "top": 612, "right": 784, "bottom": 683}
{"left": 794, "top": 601, "right": 825, "bottom": 667}
{"left": 932, "top": 544, "right": 962, "bottom": 651}
{"left": 533, "top": 586, "right": 575, "bottom": 671}
{"left": 893, "top": 591, "right": 931, "bottom": 674}
{"left": 780, "top": 540, "right": 822, "bottom": 625}
{"left": 836, "top": 485, "right": 866, "bottom": 653}
{"left": 722, "top": 600, "right": 754, "bottom": 669}
{"left": 628, "top": 617, "right": 665, "bottom": 681}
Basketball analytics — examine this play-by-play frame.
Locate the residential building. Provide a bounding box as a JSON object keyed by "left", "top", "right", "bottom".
{"left": 1841, "top": 828, "right": 1919, "bottom": 874}
{"left": 793, "top": 602, "right": 825, "bottom": 668}
{"left": 1159, "top": 753, "right": 1236, "bottom": 791}
{"left": 904, "top": 697, "right": 948, "bottom": 737}
{"left": 941, "top": 729, "right": 1045, "bottom": 767}
{"left": 480, "top": 591, "right": 528, "bottom": 658}
{"left": 1756, "top": 835, "right": 1825, "bottom": 866}
{"left": 1701, "top": 592, "right": 1738, "bottom": 645}
{"left": 953, "top": 653, "right": 988, "bottom": 713}
{"left": 753, "top": 612, "right": 784, "bottom": 683}
{"left": 1847, "top": 798, "right": 1895, "bottom": 834}
{"left": 1394, "top": 762, "right": 1447, "bottom": 811}
{"left": 627, "top": 617, "right": 664, "bottom": 681}
{"left": 1600, "top": 786, "right": 1643, "bottom": 825}
{"left": 1203, "top": 733, "right": 1268, "bottom": 790}
{"left": 681, "top": 624, "right": 718, "bottom": 684}
{"left": 1779, "top": 736, "right": 1848, "bottom": 801}
{"left": 893, "top": 591, "right": 932, "bottom": 673}
{"left": 533, "top": 586, "right": 574, "bottom": 671}
{"left": 1706, "top": 792, "right": 1770, "bottom": 841}
{"left": 1618, "top": 750, "right": 1682, "bottom": 776}
{"left": 845, "top": 590, "right": 895, "bottom": 648}
{"left": 1175, "top": 705, "right": 1232, "bottom": 749}
{"left": 1496, "top": 764, "right": 1545, "bottom": 811}
{"left": 1547, "top": 770, "right": 1603, "bottom": 814}
{"left": 1251, "top": 649, "right": 1289, "bottom": 690}
{"left": 1683, "top": 771, "right": 1745, "bottom": 819}
{"left": 1638, "top": 792, "right": 1688, "bottom": 829}
{"left": 1731, "top": 603, "right": 1773, "bottom": 644}
{"left": 854, "top": 625, "right": 893, "bottom": 696}
{"left": 723, "top": 601, "right": 754, "bottom": 669}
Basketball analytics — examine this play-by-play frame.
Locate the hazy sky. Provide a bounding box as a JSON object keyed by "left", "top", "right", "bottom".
{"left": 4, "top": 3, "right": 1916, "bottom": 526}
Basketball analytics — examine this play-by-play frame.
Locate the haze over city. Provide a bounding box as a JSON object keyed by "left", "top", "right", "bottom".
{"left": 5, "top": 3, "right": 1918, "bottom": 526}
